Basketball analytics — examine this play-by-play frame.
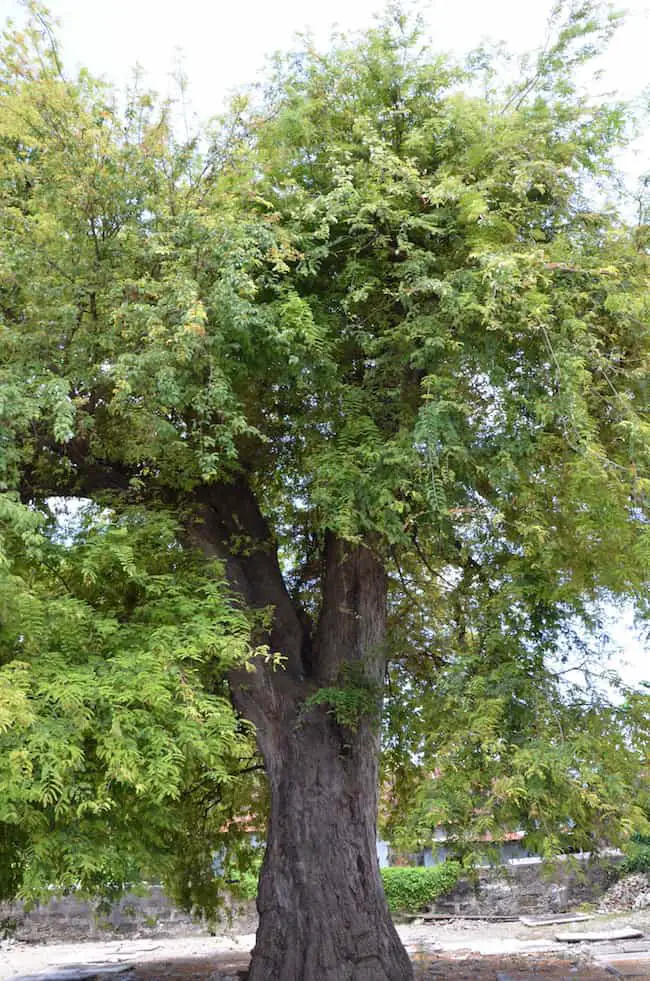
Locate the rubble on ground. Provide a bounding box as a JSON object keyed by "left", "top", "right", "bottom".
{"left": 597, "top": 873, "right": 650, "bottom": 912}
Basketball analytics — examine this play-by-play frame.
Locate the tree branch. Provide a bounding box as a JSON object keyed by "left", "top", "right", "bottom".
{"left": 19, "top": 436, "right": 135, "bottom": 502}
{"left": 313, "top": 531, "right": 388, "bottom": 685}
{"left": 186, "top": 479, "right": 312, "bottom": 738}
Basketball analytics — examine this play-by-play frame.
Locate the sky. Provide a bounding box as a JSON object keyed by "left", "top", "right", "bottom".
{"left": 3, "top": 0, "right": 649, "bottom": 131}
{"left": 2, "top": 0, "right": 649, "bottom": 688}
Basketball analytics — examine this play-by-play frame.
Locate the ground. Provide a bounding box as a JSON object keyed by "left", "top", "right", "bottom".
{"left": 3, "top": 911, "right": 650, "bottom": 980}
{"left": 130, "top": 952, "right": 614, "bottom": 979}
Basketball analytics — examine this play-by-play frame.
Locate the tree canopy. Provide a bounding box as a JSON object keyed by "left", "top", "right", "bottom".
{"left": 1, "top": 0, "right": 649, "bottom": 942}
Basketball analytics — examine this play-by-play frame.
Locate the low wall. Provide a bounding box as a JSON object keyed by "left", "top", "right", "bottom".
{"left": 430, "top": 853, "right": 625, "bottom": 917}
{"left": 0, "top": 854, "right": 624, "bottom": 942}
{"left": 0, "top": 886, "right": 255, "bottom": 943}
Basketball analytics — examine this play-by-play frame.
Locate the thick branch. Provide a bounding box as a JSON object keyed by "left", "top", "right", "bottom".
{"left": 196, "top": 479, "right": 308, "bottom": 671}
{"left": 20, "top": 435, "right": 310, "bottom": 732}
{"left": 19, "top": 436, "right": 134, "bottom": 501}
{"left": 188, "top": 479, "right": 311, "bottom": 735}
{"left": 313, "top": 531, "right": 387, "bottom": 685}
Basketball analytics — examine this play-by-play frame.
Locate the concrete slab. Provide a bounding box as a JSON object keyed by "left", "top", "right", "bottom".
{"left": 556, "top": 929, "right": 644, "bottom": 944}
{"left": 520, "top": 913, "right": 592, "bottom": 927}
{"left": 9, "top": 966, "right": 134, "bottom": 981}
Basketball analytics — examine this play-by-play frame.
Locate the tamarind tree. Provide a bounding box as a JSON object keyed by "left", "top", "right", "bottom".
{"left": 1, "top": 3, "right": 649, "bottom": 978}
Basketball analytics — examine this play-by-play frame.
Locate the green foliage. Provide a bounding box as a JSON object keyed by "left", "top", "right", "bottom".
{"left": 0, "top": 0, "right": 649, "bottom": 914}
{"left": 226, "top": 848, "right": 264, "bottom": 902}
{"left": 305, "top": 665, "right": 382, "bottom": 730}
{"left": 233, "top": 870, "right": 260, "bottom": 902}
{"left": 0, "top": 493, "right": 260, "bottom": 903}
{"left": 380, "top": 862, "right": 461, "bottom": 913}
{"left": 623, "top": 835, "right": 650, "bottom": 875}
{"left": 383, "top": 621, "right": 650, "bottom": 860}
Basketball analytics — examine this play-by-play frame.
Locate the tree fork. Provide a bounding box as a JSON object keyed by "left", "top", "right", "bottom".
{"left": 233, "top": 532, "right": 412, "bottom": 979}
{"left": 166, "top": 481, "right": 414, "bottom": 977}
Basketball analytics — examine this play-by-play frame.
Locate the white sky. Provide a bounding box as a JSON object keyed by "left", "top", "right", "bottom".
{"left": 3, "top": 0, "right": 649, "bottom": 688}
{"left": 3, "top": 0, "right": 649, "bottom": 133}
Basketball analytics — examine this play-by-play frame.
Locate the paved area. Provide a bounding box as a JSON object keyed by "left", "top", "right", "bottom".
{"left": 0, "top": 940, "right": 254, "bottom": 981}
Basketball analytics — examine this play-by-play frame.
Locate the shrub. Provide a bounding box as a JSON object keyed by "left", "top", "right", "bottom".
{"left": 623, "top": 834, "right": 650, "bottom": 875}
{"left": 380, "top": 862, "right": 461, "bottom": 913}
{"left": 237, "top": 870, "right": 260, "bottom": 900}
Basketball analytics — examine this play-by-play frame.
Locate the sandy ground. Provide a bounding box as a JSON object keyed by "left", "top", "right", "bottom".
{"left": 0, "top": 938, "right": 254, "bottom": 981}
{"left": 2, "top": 911, "right": 650, "bottom": 980}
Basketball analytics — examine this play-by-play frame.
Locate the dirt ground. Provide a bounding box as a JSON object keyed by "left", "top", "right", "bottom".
{"left": 3, "top": 912, "right": 650, "bottom": 981}
{"left": 127, "top": 950, "right": 613, "bottom": 980}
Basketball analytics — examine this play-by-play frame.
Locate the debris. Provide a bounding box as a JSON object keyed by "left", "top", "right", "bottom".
{"left": 404, "top": 913, "right": 519, "bottom": 922}
{"left": 598, "top": 874, "right": 650, "bottom": 913}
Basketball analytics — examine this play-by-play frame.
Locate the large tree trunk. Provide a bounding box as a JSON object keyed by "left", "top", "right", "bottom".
{"left": 247, "top": 710, "right": 413, "bottom": 981}
{"left": 194, "top": 488, "right": 414, "bottom": 980}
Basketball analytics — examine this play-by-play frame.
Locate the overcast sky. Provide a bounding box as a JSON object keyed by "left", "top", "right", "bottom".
{"left": 4, "top": 0, "right": 649, "bottom": 129}
{"left": 3, "top": 0, "right": 649, "bottom": 688}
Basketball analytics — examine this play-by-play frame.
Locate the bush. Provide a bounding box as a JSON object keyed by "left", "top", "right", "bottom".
{"left": 237, "top": 870, "right": 259, "bottom": 900}
{"left": 380, "top": 862, "right": 461, "bottom": 913}
{"left": 227, "top": 863, "right": 262, "bottom": 902}
{"left": 229, "top": 858, "right": 463, "bottom": 910}
{"left": 623, "top": 834, "right": 650, "bottom": 875}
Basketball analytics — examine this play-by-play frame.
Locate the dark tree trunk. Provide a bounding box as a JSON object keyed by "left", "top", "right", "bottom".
{"left": 242, "top": 533, "right": 413, "bottom": 981}
{"left": 191, "top": 487, "right": 414, "bottom": 980}
{"left": 247, "top": 710, "right": 413, "bottom": 981}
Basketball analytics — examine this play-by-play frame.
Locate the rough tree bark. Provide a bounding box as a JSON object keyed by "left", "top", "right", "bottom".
{"left": 248, "top": 709, "right": 411, "bottom": 981}
{"left": 195, "top": 488, "right": 414, "bottom": 981}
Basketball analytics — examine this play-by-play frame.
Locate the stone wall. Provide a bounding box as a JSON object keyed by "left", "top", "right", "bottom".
{"left": 0, "top": 887, "right": 255, "bottom": 943}
{"left": 430, "top": 853, "right": 625, "bottom": 917}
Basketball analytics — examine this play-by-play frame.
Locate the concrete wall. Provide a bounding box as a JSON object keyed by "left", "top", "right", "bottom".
{"left": 422, "top": 840, "right": 535, "bottom": 867}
